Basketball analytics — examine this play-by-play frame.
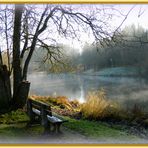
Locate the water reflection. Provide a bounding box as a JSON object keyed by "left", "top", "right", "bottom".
{"left": 28, "top": 72, "right": 148, "bottom": 110}
{"left": 79, "top": 85, "right": 85, "bottom": 103}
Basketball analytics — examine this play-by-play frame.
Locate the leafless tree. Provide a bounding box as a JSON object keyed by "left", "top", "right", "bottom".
{"left": 0, "top": 4, "right": 134, "bottom": 110}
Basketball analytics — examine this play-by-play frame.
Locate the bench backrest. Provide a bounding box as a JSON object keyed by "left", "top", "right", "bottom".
{"left": 27, "top": 98, "right": 52, "bottom": 116}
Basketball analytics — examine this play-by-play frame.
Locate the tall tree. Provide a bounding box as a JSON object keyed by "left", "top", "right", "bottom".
{"left": 12, "top": 5, "right": 24, "bottom": 108}
{"left": 0, "top": 4, "right": 132, "bottom": 111}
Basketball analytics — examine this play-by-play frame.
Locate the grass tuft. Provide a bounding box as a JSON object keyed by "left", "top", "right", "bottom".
{"left": 81, "top": 89, "right": 119, "bottom": 120}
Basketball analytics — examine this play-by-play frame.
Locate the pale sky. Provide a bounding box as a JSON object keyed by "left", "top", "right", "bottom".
{"left": 1, "top": 4, "right": 148, "bottom": 53}
{"left": 59, "top": 4, "right": 148, "bottom": 52}
{"left": 113, "top": 5, "right": 148, "bottom": 29}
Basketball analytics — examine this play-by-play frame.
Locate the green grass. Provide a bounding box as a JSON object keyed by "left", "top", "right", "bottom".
{"left": 0, "top": 123, "right": 45, "bottom": 143}
{"left": 0, "top": 116, "right": 141, "bottom": 143}
{"left": 0, "top": 109, "right": 144, "bottom": 143}
{"left": 63, "top": 117, "right": 141, "bottom": 142}
{"left": 0, "top": 110, "right": 44, "bottom": 139}
{"left": 0, "top": 109, "right": 29, "bottom": 124}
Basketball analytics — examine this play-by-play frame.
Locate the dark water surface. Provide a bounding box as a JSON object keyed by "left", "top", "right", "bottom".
{"left": 28, "top": 72, "right": 148, "bottom": 110}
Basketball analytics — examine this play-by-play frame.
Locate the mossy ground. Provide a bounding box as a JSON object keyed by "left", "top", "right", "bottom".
{"left": 0, "top": 109, "right": 146, "bottom": 144}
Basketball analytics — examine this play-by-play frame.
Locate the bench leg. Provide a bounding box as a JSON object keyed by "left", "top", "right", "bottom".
{"left": 52, "top": 123, "right": 62, "bottom": 134}
{"left": 26, "top": 114, "right": 37, "bottom": 127}
{"left": 41, "top": 105, "right": 51, "bottom": 134}
{"left": 52, "top": 124, "right": 56, "bottom": 133}
{"left": 57, "top": 123, "right": 62, "bottom": 133}
{"left": 43, "top": 123, "right": 51, "bottom": 135}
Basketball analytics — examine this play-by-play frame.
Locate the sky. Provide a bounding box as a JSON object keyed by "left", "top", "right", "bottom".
{"left": 59, "top": 4, "right": 148, "bottom": 52}
{"left": 1, "top": 4, "right": 148, "bottom": 53}
{"left": 113, "top": 5, "right": 148, "bottom": 29}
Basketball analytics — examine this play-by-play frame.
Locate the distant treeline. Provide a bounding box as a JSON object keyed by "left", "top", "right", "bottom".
{"left": 26, "top": 25, "right": 148, "bottom": 75}
{"left": 71, "top": 25, "right": 148, "bottom": 75}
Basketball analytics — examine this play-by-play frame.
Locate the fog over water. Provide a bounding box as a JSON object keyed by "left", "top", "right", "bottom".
{"left": 28, "top": 72, "right": 148, "bottom": 111}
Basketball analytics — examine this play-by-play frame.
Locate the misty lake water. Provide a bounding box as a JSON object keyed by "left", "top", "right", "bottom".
{"left": 28, "top": 72, "right": 148, "bottom": 111}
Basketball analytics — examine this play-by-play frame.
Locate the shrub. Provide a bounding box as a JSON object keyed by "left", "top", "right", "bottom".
{"left": 80, "top": 89, "right": 111, "bottom": 119}
{"left": 80, "top": 88, "right": 148, "bottom": 124}
{"left": 80, "top": 89, "right": 126, "bottom": 121}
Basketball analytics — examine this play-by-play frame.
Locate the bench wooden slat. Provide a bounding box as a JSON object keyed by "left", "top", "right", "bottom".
{"left": 31, "top": 99, "right": 51, "bottom": 109}
{"left": 29, "top": 99, "right": 52, "bottom": 116}
{"left": 27, "top": 98, "right": 68, "bottom": 133}
{"left": 47, "top": 115, "right": 63, "bottom": 123}
{"left": 28, "top": 98, "right": 50, "bottom": 106}
{"left": 32, "top": 107, "right": 64, "bottom": 123}
{"left": 32, "top": 108, "right": 41, "bottom": 116}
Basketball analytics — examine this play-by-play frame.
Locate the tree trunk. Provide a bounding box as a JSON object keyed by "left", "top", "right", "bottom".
{"left": 0, "top": 65, "right": 11, "bottom": 112}
{"left": 12, "top": 4, "right": 30, "bottom": 109}
{"left": 13, "top": 4, "right": 23, "bottom": 98}
{"left": 13, "top": 81, "right": 30, "bottom": 109}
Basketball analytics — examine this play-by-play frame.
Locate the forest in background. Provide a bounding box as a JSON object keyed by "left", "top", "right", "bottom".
{"left": 23, "top": 24, "right": 148, "bottom": 76}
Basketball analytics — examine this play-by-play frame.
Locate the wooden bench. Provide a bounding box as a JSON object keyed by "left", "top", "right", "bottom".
{"left": 26, "top": 98, "right": 67, "bottom": 133}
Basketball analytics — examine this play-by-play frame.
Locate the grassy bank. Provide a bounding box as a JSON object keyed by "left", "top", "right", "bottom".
{"left": 0, "top": 109, "right": 145, "bottom": 143}
{"left": 29, "top": 91, "right": 148, "bottom": 140}
{"left": 0, "top": 91, "right": 147, "bottom": 143}
{"left": 63, "top": 117, "right": 141, "bottom": 142}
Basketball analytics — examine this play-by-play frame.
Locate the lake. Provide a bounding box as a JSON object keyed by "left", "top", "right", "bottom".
{"left": 28, "top": 72, "right": 148, "bottom": 111}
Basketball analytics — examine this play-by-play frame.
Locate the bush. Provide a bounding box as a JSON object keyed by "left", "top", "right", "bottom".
{"left": 81, "top": 89, "right": 118, "bottom": 119}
